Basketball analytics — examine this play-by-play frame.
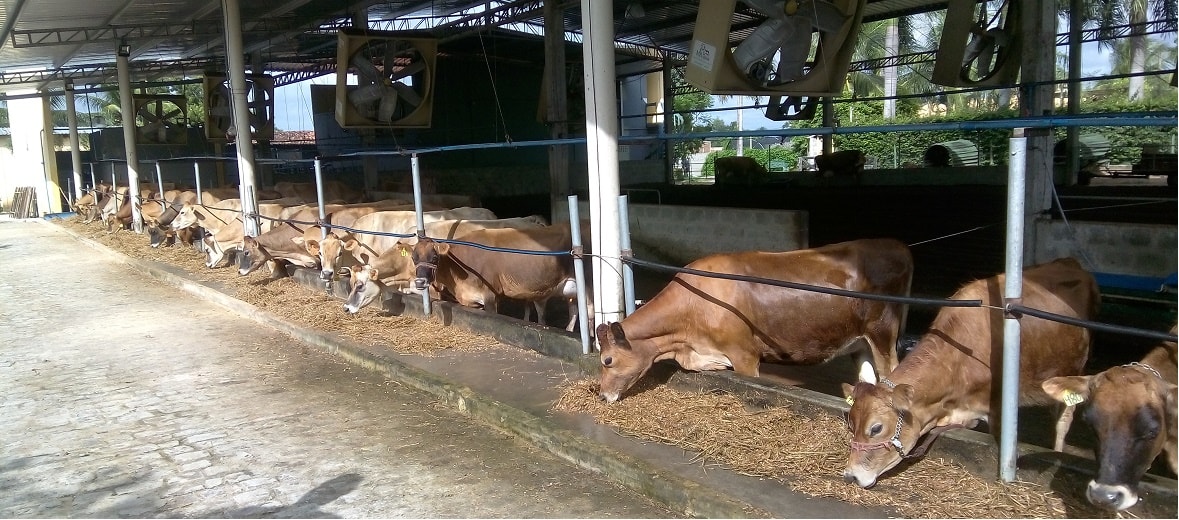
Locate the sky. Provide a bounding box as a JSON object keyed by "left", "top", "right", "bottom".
{"left": 272, "top": 41, "right": 1118, "bottom": 133}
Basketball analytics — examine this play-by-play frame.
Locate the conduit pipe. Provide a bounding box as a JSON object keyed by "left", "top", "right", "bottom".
{"left": 568, "top": 195, "right": 591, "bottom": 354}
{"left": 411, "top": 153, "right": 431, "bottom": 315}
{"left": 999, "top": 130, "right": 1028, "bottom": 482}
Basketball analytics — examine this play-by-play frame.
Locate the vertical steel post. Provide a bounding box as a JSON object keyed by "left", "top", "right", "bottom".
{"left": 193, "top": 161, "right": 203, "bottom": 204}
{"left": 313, "top": 158, "right": 327, "bottom": 242}
{"left": 155, "top": 162, "right": 165, "bottom": 200}
{"left": 411, "top": 153, "right": 430, "bottom": 316}
{"left": 568, "top": 195, "right": 591, "bottom": 354}
{"left": 618, "top": 195, "right": 635, "bottom": 316}
{"left": 88, "top": 164, "right": 96, "bottom": 194}
{"left": 1000, "top": 130, "right": 1028, "bottom": 482}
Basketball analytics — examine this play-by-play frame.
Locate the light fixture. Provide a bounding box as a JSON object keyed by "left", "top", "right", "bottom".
{"left": 625, "top": 2, "right": 645, "bottom": 19}
{"left": 64, "top": 80, "right": 74, "bottom": 92}
{"left": 118, "top": 42, "right": 131, "bottom": 57}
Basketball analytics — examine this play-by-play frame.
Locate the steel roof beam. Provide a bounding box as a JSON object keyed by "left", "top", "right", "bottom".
{"left": 0, "top": 0, "right": 31, "bottom": 52}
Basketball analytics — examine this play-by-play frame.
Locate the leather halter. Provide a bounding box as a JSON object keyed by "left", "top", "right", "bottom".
{"left": 847, "top": 378, "right": 964, "bottom": 459}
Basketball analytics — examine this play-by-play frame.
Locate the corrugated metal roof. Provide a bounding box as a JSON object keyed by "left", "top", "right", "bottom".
{"left": 0, "top": 0, "right": 976, "bottom": 95}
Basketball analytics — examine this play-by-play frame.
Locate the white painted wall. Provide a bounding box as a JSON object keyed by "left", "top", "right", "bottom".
{"left": 2, "top": 92, "right": 61, "bottom": 216}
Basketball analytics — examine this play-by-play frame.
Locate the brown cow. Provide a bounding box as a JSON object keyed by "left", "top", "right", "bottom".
{"left": 1042, "top": 327, "right": 1177, "bottom": 511}
{"left": 841, "top": 257, "right": 1099, "bottom": 489}
{"left": 714, "top": 156, "right": 768, "bottom": 185}
{"left": 594, "top": 238, "right": 914, "bottom": 403}
{"left": 814, "top": 150, "right": 866, "bottom": 178}
{"left": 341, "top": 216, "right": 552, "bottom": 314}
{"left": 408, "top": 225, "right": 583, "bottom": 331}
{"left": 312, "top": 207, "right": 497, "bottom": 283}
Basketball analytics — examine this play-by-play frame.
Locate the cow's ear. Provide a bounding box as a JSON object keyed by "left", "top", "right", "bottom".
{"left": 891, "top": 383, "right": 915, "bottom": 412}
{"left": 368, "top": 267, "right": 380, "bottom": 280}
{"left": 1042, "top": 376, "right": 1092, "bottom": 406}
{"left": 243, "top": 236, "right": 256, "bottom": 246}
{"left": 607, "top": 322, "right": 629, "bottom": 348}
{"left": 434, "top": 241, "right": 451, "bottom": 255}
{"left": 841, "top": 383, "right": 857, "bottom": 406}
{"left": 343, "top": 239, "right": 359, "bottom": 251}
{"left": 595, "top": 323, "right": 611, "bottom": 343}
{"left": 193, "top": 208, "right": 206, "bottom": 221}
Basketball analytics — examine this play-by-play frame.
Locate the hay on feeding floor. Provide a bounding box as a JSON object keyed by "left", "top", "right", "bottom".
{"left": 56, "top": 217, "right": 508, "bottom": 356}
{"left": 552, "top": 378, "right": 1114, "bottom": 519}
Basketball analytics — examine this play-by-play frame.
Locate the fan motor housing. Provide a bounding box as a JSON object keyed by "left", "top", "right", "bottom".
{"left": 931, "top": 0, "right": 1022, "bottom": 88}
{"left": 335, "top": 28, "right": 437, "bottom": 129}
{"left": 685, "top": 0, "right": 866, "bottom": 96}
{"left": 202, "top": 73, "right": 276, "bottom": 141}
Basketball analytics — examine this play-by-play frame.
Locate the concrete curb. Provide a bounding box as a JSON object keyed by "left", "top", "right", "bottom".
{"left": 53, "top": 221, "right": 1177, "bottom": 518}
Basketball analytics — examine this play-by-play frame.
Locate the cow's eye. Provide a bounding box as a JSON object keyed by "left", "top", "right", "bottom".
{"left": 602, "top": 356, "right": 613, "bottom": 367}
{"left": 870, "top": 423, "right": 883, "bottom": 437}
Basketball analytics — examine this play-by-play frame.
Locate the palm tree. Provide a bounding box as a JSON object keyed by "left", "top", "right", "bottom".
{"left": 1073, "top": 0, "right": 1178, "bottom": 101}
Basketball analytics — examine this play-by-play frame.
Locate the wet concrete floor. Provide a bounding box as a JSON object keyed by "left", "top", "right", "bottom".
{"left": 0, "top": 219, "right": 682, "bottom": 518}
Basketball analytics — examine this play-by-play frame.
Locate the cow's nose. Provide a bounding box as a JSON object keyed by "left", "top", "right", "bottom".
{"left": 413, "top": 278, "right": 428, "bottom": 290}
{"left": 320, "top": 270, "right": 334, "bottom": 281}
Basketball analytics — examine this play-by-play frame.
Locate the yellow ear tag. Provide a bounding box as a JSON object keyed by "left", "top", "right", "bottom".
{"left": 845, "top": 395, "right": 855, "bottom": 406}
{"left": 1062, "top": 390, "right": 1085, "bottom": 406}
{"left": 400, "top": 249, "right": 408, "bottom": 257}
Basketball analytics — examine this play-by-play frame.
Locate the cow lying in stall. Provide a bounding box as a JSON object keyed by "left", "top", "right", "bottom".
{"left": 594, "top": 238, "right": 914, "bottom": 403}
{"left": 1041, "top": 326, "right": 1177, "bottom": 511}
{"left": 841, "top": 257, "right": 1099, "bottom": 489}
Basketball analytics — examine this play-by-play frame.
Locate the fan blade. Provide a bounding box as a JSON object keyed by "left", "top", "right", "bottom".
{"left": 376, "top": 91, "right": 399, "bottom": 123}
{"left": 392, "top": 82, "right": 422, "bottom": 107}
{"left": 388, "top": 59, "right": 426, "bottom": 83}
{"left": 163, "top": 108, "right": 183, "bottom": 120}
{"left": 352, "top": 53, "right": 382, "bottom": 84}
{"left": 348, "top": 83, "right": 386, "bottom": 106}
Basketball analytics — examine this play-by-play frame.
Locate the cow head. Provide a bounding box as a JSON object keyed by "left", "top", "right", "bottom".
{"left": 169, "top": 203, "right": 202, "bottom": 231}
{"left": 410, "top": 238, "right": 447, "bottom": 293}
{"left": 595, "top": 322, "right": 655, "bottom": 403}
{"left": 344, "top": 265, "right": 385, "bottom": 314}
{"left": 238, "top": 236, "right": 271, "bottom": 276}
{"left": 840, "top": 381, "right": 922, "bottom": 488}
{"left": 313, "top": 232, "right": 348, "bottom": 281}
{"left": 1042, "top": 367, "right": 1178, "bottom": 511}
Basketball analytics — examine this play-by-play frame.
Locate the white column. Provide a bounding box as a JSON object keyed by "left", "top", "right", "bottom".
{"left": 223, "top": 0, "right": 260, "bottom": 237}
{"left": 65, "top": 81, "right": 84, "bottom": 203}
{"left": 581, "top": 0, "right": 624, "bottom": 328}
{"left": 116, "top": 46, "right": 143, "bottom": 232}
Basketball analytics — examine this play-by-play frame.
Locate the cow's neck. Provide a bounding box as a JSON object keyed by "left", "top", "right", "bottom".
{"left": 621, "top": 297, "right": 691, "bottom": 361}
{"left": 1140, "top": 344, "right": 1178, "bottom": 384}
{"left": 887, "top": 341, "right": 981, "bottom": 435}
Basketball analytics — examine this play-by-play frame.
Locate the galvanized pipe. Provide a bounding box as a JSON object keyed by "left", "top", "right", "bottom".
{"left": 618, "top": 195, "right": 635, "bottom": 317}
{"left": 193, "top": 161, "right": 203, "bottom": 204}
{"left": 999, "top": 130, "right": 1028, "bottom": 482}
{"left": 568, "top": 195, "right": 591, "bottom": 354}
{"left": 411, "top": 154, "right": 430, "bottom": 316}
{"left": 155, "top": 162, "right": 165, "bottom": 200}
{"left": 313, "top": 158, "right": 327, "bottom": 242}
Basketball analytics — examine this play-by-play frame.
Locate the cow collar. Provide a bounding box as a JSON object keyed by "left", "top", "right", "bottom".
{"left": 1126, "top": 361, "right": 1162, "bottom": 380}
{"left": 848, "top": 377, "right": 963, "bottom": 460}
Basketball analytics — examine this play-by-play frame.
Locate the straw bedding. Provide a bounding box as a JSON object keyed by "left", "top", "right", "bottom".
{"left": 56, "top": 217, "right": 1125, "bottom": 519}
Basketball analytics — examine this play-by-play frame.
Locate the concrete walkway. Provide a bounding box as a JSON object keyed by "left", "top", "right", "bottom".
{"left": 2, "top": 218, "right": 902, "bottom": 518}
{"left": 0, "top": 219, "right": 681, "bottom": 518}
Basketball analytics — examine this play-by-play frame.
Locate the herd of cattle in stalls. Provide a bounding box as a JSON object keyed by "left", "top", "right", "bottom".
{"left": 69, "top": 180, "right": 1175, "bottom": 513}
